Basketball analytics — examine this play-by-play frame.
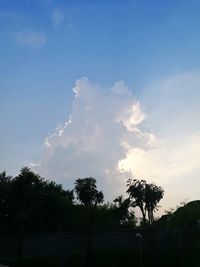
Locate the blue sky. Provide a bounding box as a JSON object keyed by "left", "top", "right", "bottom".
{"left": 1, "top": 0, "right": 200, "bottom": 210}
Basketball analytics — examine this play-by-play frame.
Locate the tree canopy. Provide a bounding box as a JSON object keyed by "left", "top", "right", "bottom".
{"left": 154, "top": 200, "right": 200, "bottom": 232}
{"left": 0, "top": 167, "right": 74, "bottom": 233}
{"left": 126, "top": 179, "right": 164, "bottom": 227}
{"left": 0, "top": 169, "right": 137, "bottom": 234}
{"left": 74, "top": 177, "right": 104, "bottom": 207}
{"left": 5, "top": 167, "right": 198, "bottom": 234}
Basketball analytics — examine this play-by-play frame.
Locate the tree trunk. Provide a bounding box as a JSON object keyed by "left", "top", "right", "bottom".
{"left": 140, "top": 205, "right": 147, "bottom": 228}
{"left": 85, "top": 206, "right": 93, "bottom": 267}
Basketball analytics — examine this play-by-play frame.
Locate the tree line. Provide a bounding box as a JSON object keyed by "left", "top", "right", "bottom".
{"left": 0, "top": 167, "right": 199, "bottom": 234}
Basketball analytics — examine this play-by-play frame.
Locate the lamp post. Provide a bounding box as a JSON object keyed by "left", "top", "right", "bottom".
{"left": 136, "top": 233, "right": 143, "bottom": 267}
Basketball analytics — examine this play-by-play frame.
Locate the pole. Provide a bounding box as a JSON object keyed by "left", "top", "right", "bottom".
{"left": 136, "top": 233, "right": 143, "bottom": 267}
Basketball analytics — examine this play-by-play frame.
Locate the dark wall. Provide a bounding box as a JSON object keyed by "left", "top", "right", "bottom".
{"left": 0, "top": 229, "right": 178, "bottom": 260}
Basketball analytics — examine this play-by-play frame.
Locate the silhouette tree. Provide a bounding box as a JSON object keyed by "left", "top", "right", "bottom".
{"left": 74, "top": 177, "right": 103, "bottom": 207}
{"left": 0, "top": 171, "right": 12, "bottom": 232}
{"left": 127, "top": 179, "right": 147, "bottom": 227}
{"left": 127, "top": 179, "right": 164, "bottom": 227}
{"left": 112, "top": 195, "right": 136, "bottom": 227}
{"left": 171, "top": 200, "right": 200, "bottom": 229}
{"left": 144, "top": 182, "right": 164, "bottom": 225}
{"left": 74, "top": 177, "right": 103, "bottom": 267}
{"left": 6, "top": 167, "right": 74, "bottom": 233}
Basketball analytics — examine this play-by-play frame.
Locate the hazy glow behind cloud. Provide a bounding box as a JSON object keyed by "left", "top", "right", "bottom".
{"left": 122, "top": 71, "right": 200, "bottom": 211}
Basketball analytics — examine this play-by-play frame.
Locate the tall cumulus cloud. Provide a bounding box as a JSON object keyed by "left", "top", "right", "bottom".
{"left": 34, "top": 77, "right": 155, "bottom": 199}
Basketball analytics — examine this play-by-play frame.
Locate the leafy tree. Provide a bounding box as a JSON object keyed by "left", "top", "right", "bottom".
{"left": 126, "top": 179, "right": 164, "bottom": 227}
{"left": 145, "top": 182, "right": 164, "bottom": 225}
{"left": 155, "top": 199, "right": 200, "bottom": 245}
{"left": 171, "top": 200, "right": 200, "bottom": 229}
{"left": 154, "top": 208, "right": 174, "bottom": 228}
{"left": 74, "top": 177, "right": 103, "bottom": 207}
{"left": 74, "top": 177, "right": 104, "bottom": 230}
{"left": 112, "top": 195, "right": 136, "bottom": 227}
{"left": 0, "top": 171, "right": 12, "bottom": 231}
{"left": 91, "top": 196, "right": 136, "bottom": 230}
{"left": 10, "top": 167, "right": 44, "bottom": 232}
{"left": 74, "top": 177, "right": 103, "bottom": 267}
{"left": 126, "top": 179, "right": 147, "bottom": 226}
{"left": 3, "top": 167, "right": 74, "bottom": 233}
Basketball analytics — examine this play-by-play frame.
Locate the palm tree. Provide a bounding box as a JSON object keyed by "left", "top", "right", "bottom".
{"left": 74, "top": 177, "right": 103, "bottom": 267}
{"left": 126, "top": 179, "right": 164, "bottom": 227}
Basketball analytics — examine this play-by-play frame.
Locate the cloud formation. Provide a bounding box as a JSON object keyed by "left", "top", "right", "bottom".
{"left": 120, "top": 71, "right": 200, "bottom": 211}
{"left": 34, "top": 72, "right": 200, "bottom": 212}
{"left": 35, "top": 78, "right": 154, "bottom": 198}
{"left": 13, "top": 31, "right": 46, "bottom": 49}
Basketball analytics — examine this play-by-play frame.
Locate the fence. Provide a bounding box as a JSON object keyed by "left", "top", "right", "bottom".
{"left": 0, "top": 228, "right": 181, "bottom": 260}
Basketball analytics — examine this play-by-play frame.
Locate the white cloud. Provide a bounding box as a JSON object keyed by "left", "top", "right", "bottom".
{"left": 34, "top": 77, "right": 154, "bottom": 199}
{"left": 52, "top": 9, "right": 65, "bottom": 27}
{"left": 13, "top": 31, "right": 46, "bottom": 49}
{"left": 119, "top": 134, "right": 200, "bottom": 183}
{"left": 34, "top": 72, "right": 200, "bottom": 214}
{"left": 120, "top": 71, "right": 200, "bottom": 212}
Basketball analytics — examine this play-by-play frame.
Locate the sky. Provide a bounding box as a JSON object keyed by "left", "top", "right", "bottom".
{"left": 1, "top": 0, "right": 200, "bottom": 214}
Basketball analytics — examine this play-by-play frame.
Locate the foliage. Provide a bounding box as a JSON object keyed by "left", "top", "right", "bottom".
{"left": 0, "top": 168, "right": 167, "bottom": 233}
{"left": 126, "top": 179, "right": 164, "bottom": 227}
{"left": 92, "top": 197, "right": 136, "bottom": 230}
{"left": 155, "top": 200, "right": 200, "bottom": 231}
{"left": 74, "top": 177, "right": 104, "bottom": 266}
{"left": 171, "top": 200, "right": 200, "bottom": 229}
{"left": 0, "top": 171, "right": 12, "bottom": 229}
{"left": 112, "top": 196, "right": 136, "bottom": 227}
{"left": 74, "top": 177, "right": 104, "bottom": 207}
{"left": 0, "top": 167, "right": 74, "bottom": 233}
